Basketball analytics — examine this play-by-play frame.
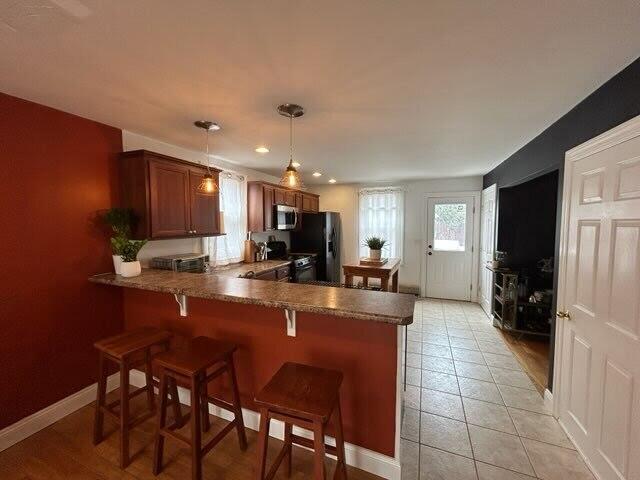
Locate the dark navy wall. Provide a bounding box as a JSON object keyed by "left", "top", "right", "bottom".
{"left": 483, "top": 56, "right": 640, "bottom": 391}
{"left": 484, "top": 57, "right": 640, "bottom": 189}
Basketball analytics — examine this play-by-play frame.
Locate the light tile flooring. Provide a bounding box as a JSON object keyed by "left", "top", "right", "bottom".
{"left": 401, "top": 298, "right": 595, "bottom": 480}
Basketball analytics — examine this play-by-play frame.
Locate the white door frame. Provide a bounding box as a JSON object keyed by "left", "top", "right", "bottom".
{"left": 479, "top": 184, "right": 497, "bottom": 314}
{"left": 553, "top": 114, "right": 640, "bottom": 421}
{"left": 420, "top": 191, "right": 481, "bottom": 300}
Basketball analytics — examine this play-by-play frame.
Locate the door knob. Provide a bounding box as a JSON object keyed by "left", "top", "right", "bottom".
{"left": 556, "top": 310, "right": 571, "bottom": 320}
{"left": 428, "top": 252, "right": 432, "bottom": 255}
{"left": 428, "top": 244, "right": 432, "bottom": 249}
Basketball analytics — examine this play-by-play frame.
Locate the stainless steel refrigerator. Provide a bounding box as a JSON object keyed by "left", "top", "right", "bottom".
{"left": 290, "top": 212, "right": 341, "bottom": 282}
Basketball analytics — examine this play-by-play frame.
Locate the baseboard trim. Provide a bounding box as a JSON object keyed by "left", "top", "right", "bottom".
{"left": 130, "top": 369, "right": 400, "bottom": 479}
{"left": 0, "top": 373, "right": 119, "bottom": 453}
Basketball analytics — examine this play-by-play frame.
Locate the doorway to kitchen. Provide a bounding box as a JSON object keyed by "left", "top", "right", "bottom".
{"left": 423, "top": 193, "right": 480, "bottom": 301}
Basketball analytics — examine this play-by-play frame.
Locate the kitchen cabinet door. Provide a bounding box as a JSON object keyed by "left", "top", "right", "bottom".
{"left": 263, "top": 186, "right": 274, "bottom": 230}
{"left": 302, "top": 194, "right": 320, "bottom": 213}
{"left": 274, "top": 188, "right": 286, "bottom": 205}
{"left": 149, "top": 159, "right": 191, "bottom": 238}
{"left": 189, "top": 169, "right": 220, "bottom": 236}
{"left": 284, "top": 190, "right": 297, "bottom": 206}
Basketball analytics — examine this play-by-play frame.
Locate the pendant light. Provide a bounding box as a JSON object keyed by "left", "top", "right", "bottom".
{"left": 277, "top": 103, "right": 305, "bottom": 189}
{"left": 194, "top": 120, "right": 221, "bottom": 193}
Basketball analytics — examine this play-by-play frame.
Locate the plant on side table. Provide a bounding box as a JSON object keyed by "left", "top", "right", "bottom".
{"left": 120, "top": 239, "right": 147, "bottom": 278}
{"left": 363, "top": 236, "right": 387, "bottom": 261}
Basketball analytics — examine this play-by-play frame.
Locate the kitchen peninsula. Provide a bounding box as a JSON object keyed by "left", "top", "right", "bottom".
{"left": 89, "top": 269, "right": 414, "bottom": 477}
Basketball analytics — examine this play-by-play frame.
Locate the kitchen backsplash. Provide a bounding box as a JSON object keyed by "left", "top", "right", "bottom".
{"left": 251, "top": 230, "right": 290, "bottom": 249}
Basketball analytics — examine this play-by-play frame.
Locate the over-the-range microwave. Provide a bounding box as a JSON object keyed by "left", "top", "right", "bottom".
{"left": 273, "top": 204, "right": 299, "bottom": 230}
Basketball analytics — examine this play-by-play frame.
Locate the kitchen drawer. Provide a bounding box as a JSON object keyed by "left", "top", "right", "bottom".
{"left": 254, "top": 269, "right": 277, "bottom": 281}
{"left": 276, "top": 266, "right": 291, "bottom": 280}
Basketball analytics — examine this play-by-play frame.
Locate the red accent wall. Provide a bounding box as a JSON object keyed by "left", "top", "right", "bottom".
{"left": 123, "top": 289, "right": 398, "bottom": 457}
{"left": 0, "top": 93, "right": 124, "bottom": 429}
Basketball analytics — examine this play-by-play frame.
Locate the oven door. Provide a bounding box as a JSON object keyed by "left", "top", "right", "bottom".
{"left": 294, "top": 263, "right": 316, "bottom": 283}
{"left": 274, "top": 205, "right": 299, "bottom": 230}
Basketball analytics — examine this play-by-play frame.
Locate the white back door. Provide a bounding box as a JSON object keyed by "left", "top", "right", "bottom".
{"left": 426, "top": 196, "right": 474, "bottom": 300}
{"left": 479, "top": 184, "right": 497, "bottom": 315}
{"left": 557, "top": 115, "right": 640, "bottom": 480}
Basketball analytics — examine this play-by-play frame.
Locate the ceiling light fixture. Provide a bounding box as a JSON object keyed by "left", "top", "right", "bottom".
{"left": 277, "top": 103, "right": 305, "bottom": 189}
{"left": 194, "top": 120, "right": 220, "bottom": 193}
{"left": 312, "top": 172, "right": 322, "bottom": 177}
{"left": 329, "top": 178, "right": 337, "bottom": 184}
{"left": 292, "top": 161, "right": 301, "bottom": 168}
{"left": 255, "top": 146, "right": 269, "bottom": 153}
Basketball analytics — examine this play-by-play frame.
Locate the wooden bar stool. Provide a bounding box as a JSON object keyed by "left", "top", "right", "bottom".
{"left": 254, "top": 362, "right": 347, "bottom": 480}
{"left": 93, "top": 326, "right": 183, "bottom": 469}
{"left": 152, "top": 336, "right": 247, "bottom": 480}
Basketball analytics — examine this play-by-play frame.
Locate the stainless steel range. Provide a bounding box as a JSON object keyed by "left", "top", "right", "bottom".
{"left": 288, "top": 254, "right": 316, "bottom": 283}
{"left": 267, "top": 241, "right": 316, "bottom": 283}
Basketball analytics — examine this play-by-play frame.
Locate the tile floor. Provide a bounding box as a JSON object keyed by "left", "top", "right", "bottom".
{"left": 400, "top": 298, "right": 595, "bottom": 480}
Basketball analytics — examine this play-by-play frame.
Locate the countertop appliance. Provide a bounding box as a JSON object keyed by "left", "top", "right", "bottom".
{"left": 274, "top": 204, "right": 299, "bottom": 230}
{"left": 266, "top": 240, "right": 316, "bottom": 283}
{"left": 290, "top": 212, "right": 341, "bottom": 282}
{"left": 151, "top": 253, "right": 208, "bottom": 272}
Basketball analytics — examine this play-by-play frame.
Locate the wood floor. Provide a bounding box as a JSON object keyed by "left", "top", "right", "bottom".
{"left": 0, "top": 392, "right": 382, "bottom": 480}
{"left": 498, "top": 330, "right": 550, "bottom": 394}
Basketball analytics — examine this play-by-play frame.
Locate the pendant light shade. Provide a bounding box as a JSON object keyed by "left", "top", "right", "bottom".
{"left": 194, "top": 120, "right": 220, "bottom": 193}
{"left": 277, "top": 104, "right": 304, "bottom": 189}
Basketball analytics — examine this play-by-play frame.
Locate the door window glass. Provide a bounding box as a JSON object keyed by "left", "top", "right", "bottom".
{"left": 433, "top": 203, "right": 466, "bottom": 251}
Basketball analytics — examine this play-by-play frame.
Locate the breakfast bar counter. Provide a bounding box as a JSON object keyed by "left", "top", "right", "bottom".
{"left": 90, "top": 269, "right": 415, "bottom": 324}
{"left": 89, "top": 269, "right": 414, "bottom": 478}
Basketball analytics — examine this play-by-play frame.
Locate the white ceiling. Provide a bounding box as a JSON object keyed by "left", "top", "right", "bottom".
{"left": 1, "top": 0, "right": 639, "bottom": 184}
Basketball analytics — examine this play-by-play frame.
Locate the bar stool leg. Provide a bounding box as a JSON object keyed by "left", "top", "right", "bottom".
{"left": 334, "top": 401, "right": 348, "bottom": 479}
{"left": 190, "top": 375, "right": 203, "bottom": 480}
{"left": 284, "top": 422, "right": 293, "bottom": 477}
{"left": 228, "top": 356, "right": 248, "bottom": 450}
{"left": 119, "top": 359, "right": 130, "bottom": 469}
{"left": 169, "top": 377, "right": 183, "bottom": 427}
{"left": 93, "top": 352, "right": 107, "bottom": 445}
{"left": 255, "top": 408, "right": 271, "bottom": 480}
{"left": 312, "top": 420, "right": 327, "bottom": 480}
{"left": 201, "top": 385, "right": 211, "bottom": 433}
{"left": 144, "top": 348, "right": 155, "bottom": 411}
{"left": 153, "top": 368, "right": 168, "bottom": 475}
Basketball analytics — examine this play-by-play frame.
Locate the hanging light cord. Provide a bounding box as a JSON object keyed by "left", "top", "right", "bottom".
{"left": 205, "top": 128, "right": 212, "bottom": 174}
{"left": 289, "top": 114, "right": 294, "bottom": 166}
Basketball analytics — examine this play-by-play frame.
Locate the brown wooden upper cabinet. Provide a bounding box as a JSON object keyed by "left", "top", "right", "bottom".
{"left": 120, "top": 150, "right": 222, "bottom": 240}
{"left": 247, "top": 181, "right": 319, "bottom": 232}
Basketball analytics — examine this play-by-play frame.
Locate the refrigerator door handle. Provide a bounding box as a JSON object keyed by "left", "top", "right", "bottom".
{"left": 330, "top": 228, "right": 336, "bottom": 258}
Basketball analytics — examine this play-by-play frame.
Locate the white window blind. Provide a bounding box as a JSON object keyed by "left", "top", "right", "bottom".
{"left": 202, "top": 173, "right": 246, "bottom": 266}
{"left": 358, "top": 187, "right": 404, "bottom": 260}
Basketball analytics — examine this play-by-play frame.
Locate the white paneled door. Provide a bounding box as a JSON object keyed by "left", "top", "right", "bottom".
{"left": 426, "top": 196, "right": 474, "bottom": 300}
{"left": 557, "top": 115, "right": 640, "bottom": 480}
{"left": 479, "top": 184, "right": 497, "bottom": 315}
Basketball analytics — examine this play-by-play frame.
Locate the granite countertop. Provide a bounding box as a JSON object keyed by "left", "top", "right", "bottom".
{"left": 208, "top": 260, "right": 291, "bottom": 278}
{"left": 89, "top": 269, "right": 415, "bottom": 325}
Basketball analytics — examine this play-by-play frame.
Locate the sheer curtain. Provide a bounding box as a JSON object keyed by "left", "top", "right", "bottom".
{"left": 202, "top": 173, "right": 247, "bottom": 266}
{"left": 358, "top": 187, "right": 404, "bottom": 260}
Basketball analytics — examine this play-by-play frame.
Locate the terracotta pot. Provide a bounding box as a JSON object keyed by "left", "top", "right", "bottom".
{"left": 369, "top": 249, "right": 382, "bottom": 260}
{"left": 120, "top": 260, "right": 141, "bottom": 278}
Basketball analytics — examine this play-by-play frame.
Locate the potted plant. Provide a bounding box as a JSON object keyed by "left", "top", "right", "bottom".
{"left": 119, "top": 239, "right": 147, "bottom": 278}
{"left": 101, "top": 208, "right": 133, "bottom": 274}
{"left": 364, "top": 236, "right": 387, "bottom": 260}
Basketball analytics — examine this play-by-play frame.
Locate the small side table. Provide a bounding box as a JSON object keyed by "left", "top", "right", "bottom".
{"left": 342, "top": 258, "right": 401, "bottom": 292}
